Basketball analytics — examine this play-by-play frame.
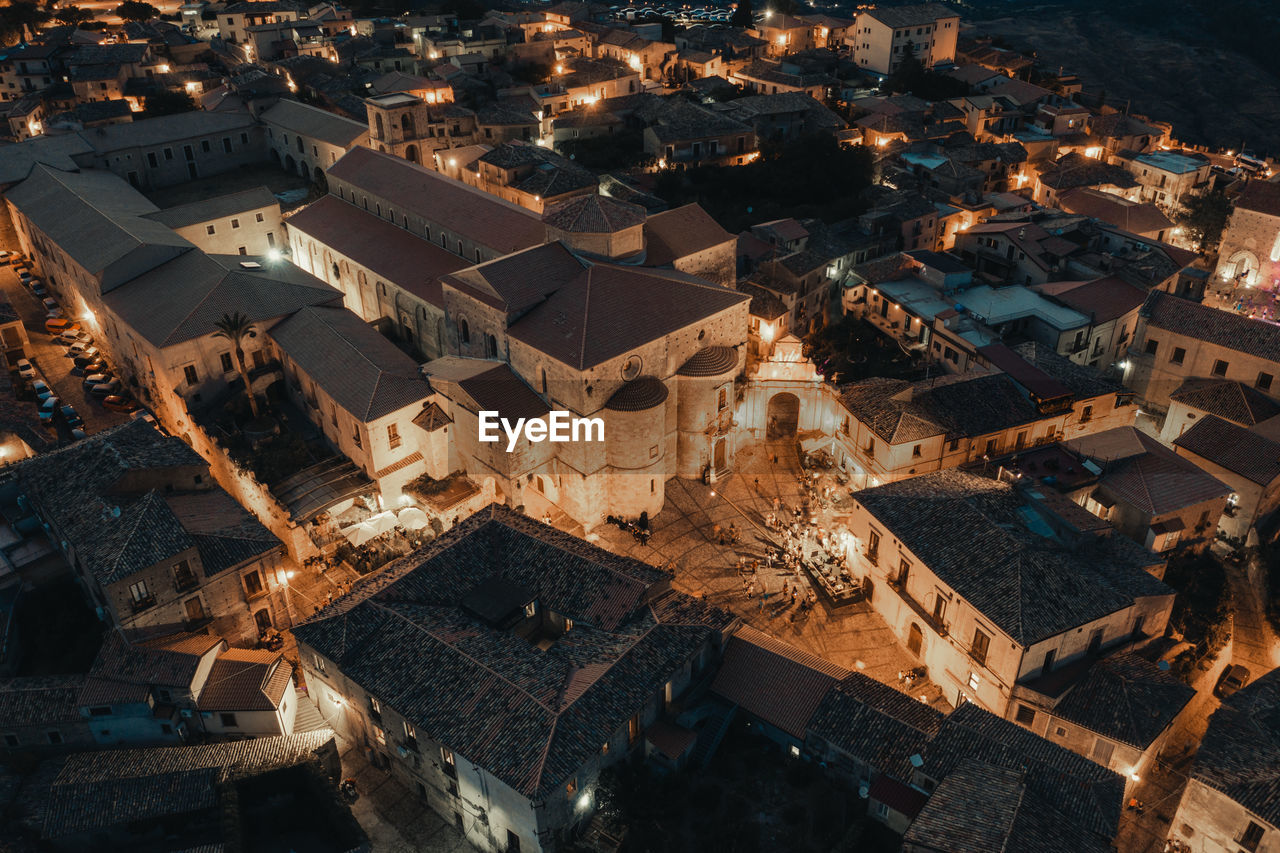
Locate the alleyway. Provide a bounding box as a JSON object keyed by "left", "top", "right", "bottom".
{"left": 593, "top": 440, "right": 937, "bottom": 703}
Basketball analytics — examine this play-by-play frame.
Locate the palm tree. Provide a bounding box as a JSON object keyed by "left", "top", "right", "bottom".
{"left": 213, "top": 311, "right": 262, "bottom": 421}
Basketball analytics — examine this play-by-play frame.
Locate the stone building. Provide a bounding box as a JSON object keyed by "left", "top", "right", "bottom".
{"left": 293, "top": 506, "right": 735, "bottom": 853}
{"left": 258, "top": 98, "right": 369, "bottom": 182}
{"left": 4, "top": 421, "right": 291, "bottom": 644}
{"left": 1216, "top": 180, "right": 1280, "bottom": 289}
{"left": 847, "top": 469, "right": 1175, "bottom": 715}
{"left": 1167, "top": 668, "right": 1280, "bottom": 853}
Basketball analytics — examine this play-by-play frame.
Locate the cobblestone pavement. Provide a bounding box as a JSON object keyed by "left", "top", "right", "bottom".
{"left": 592, "top": 440, "right": 932, "bottom": 696}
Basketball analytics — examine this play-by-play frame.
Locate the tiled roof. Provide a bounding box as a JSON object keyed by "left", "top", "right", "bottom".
{"left": 12, "top": 421, "right": 279, "bottom": 587}
{"left": 641, "top": 96, "right": 750, "bottom": 144}
{"left": 1037, "top": 152, "right": 1138, "bottom": 191}
{"left": 863, "top": 2, "right": 958, "bottom": 28}
{"left": 1174, "top": 415, "right": 1280, "bottom": 486}
{"left": 0, "top": 675, "right": 85, "bottom": 725}
{"left": 422, "top": 358, "right": 550, "bottom": 423}
{"left": 806, "top": 672, "right": 943, "bottom": 781}
{"left": 1234, "top": 180, "right": 1280, "bottom": 218}
{"left": 196, "top": 650, "right": 292, "bottom": 712}
{"left": 1190, "top": 667, "right": 1280, "bottom": 827}
{"left": 269, "top": 306, "right": 430, "bottom": 422}
{"left": 293, "top": 506, "right": 727, "bottom": 798}
{"left": 919, "top": 702, "right": 1125, "bottom": 841}
{"left": 327, "top": 147, "right": 545, "bottom": 256}
{"left": 542, "top": 194, "right": 646, "bottom": 234}
{"left": 5, "top": 165, "right": 191, "bottom": 289}
{"left": 1169, "top": 379, "right": 1280, "bottom": 427}
{"left": 1010, "top": 340, "right": 1123, "bottom": 399}
{"left": 33, "top": 731, "right": 335, "bottom": 839}
{"left": 677, "top": 345, "right": 739, "bottom": 377}
{"left": 259, "top": 99, "right": 368, "bottom": 147}
{"left": 284, "top": 195, "right": 466, "bottom": 308}
{"left": 904, "top": 760, "right": 1115, "bottom": 853}
{"left": 142, "top": 186, "right": 277, "bottom": 230}
{"left": 79, "top": 632, "right": 219, "bottom": 706}
{"left": 412, "top": 401, "right": 453, "bottom": 432}
{"left": 1051, "top": 652, "right": 1195, "bottom": 749}
{"left": 1143, "top": 290, "right": 1280, "bottom": 363}
{"left": 1032, "top": 275, "right": 1147, "bottom": 324}
{"left": 711, "top": 626, "right": 849, "bottom": 739}
{"left": 102, "top": 250, "right": 343, "bottom": 347}
{"left": 643, "top": 203, "right": 734, "bottom": 266}
{"left": 1058, "top": 188, "right": 1173, "bottom": 236}
{"left": 604, "top": 376, "right": 669, "bottom": 411}
{"left": 1065, "top": 427, "right": 1230, "bottom": 516}
{"left": 852, "top": 470, "right": 1171, "bottom": 645}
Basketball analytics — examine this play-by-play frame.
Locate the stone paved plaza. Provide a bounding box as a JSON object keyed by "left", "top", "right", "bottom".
{"left": 591, "top": 439, "right": 938, "bottom": 701}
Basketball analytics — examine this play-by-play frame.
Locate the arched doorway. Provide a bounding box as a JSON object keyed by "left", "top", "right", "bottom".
{"left": 284, "top": 154, "right": 296, "bottom": 174}
{"left": 1223, "top": 250, "right": 1259, "bottom": 286}
{"left": 405, "top": 144, "right": 418, "bottom": 164}
{"left": 766, "top": 392, "right": 800, "bottom": 438}
{"left": 313, "top": 165, "right": 326, "bottom": 189}
{"left": 907, "top": 623, "right": 924, "bottom": 657}
{"left": 534, "top": 474, "right": 558, "bottom": 503}
{"left": 713, "top": 438, "right": 727, "bottom": 474}
{"left": 268, "top": 149, "right": 280, "bottom": 164}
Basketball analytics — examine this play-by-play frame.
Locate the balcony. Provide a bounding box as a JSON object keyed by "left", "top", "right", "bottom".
{"left": 131, "top": 594, "right": 157, "bottom": 613}
{"left": 887, "top": 577, "right": 948, "bottom": 637}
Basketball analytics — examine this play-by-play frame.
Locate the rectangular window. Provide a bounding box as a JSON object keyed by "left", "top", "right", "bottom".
{"left": 1170, "top": 346, "right": 1185, "bottom": 364}
{"left": 388, "top": 423, "right": 401, "bottom": 449}
{"left": 1090, "top": 737, "right": 1114, "bottom": 765}
{"left": 1239, "top": 821, "right": 1266, "bottom": 852}
{"left": 201, "top": 139, "right": 210, "bottom": 152}
{"left": 912, "top": 443, "right": 922, "bottom": 457}
{"left": 971, "top": 627, "right": 990, "bottom": 667}
{"left": 242, "top": 569, "right": 264, "bottom": 597}
{"left": 231, "top": 218, "right": 240, "bottom": 229}
{"left": 220, "top": 352, "right": 233, "bottom": 372}
{"left": 867, "top": 529, "right": 880, "bottom": 565}
{"left": 1014, "top": 704, "right": 1036, "bottom": 726}
{"left": 1258, "top": 372, "right": 1274, "bottom": 391}
{"left": 312, "top": 653, "right": 326, "bottom": 674}
{"left": 1144, "top": 339, "right": 1158, "bottom": 355}
{"left": 1213, "top": 359, "right": 1229, "bottom": 377}
{"left": 897, "top": 558, "right": 910, "bottom": 585}
{"left": 220, "top": 712, "right": 238, "bottom": 727}
{"left": 129, "top": 580, "right": 149, "bottom": 602}
{"left": 147, "top": 151, "right": 158, "bottom": 167}
{"left": 404, "top": 720, "right": 416, "bottom": 741}
{"left": 932, "top": 595, "right": 946, "bottom": 624}
{"left": 222, "top": 137, "right": 232, "bottom": 153}
{"left": 1080, "top": 405, "right": 1093, "bottom": 423}
{"left": 173, "top": 559, "right": 197, "bottom": 590}
{"left": 256, "top": 212, "right": 265, "bottom": 222}
{"left": 164, "top": 148, "right": 173, "bottom": 160}
{"left": 206, "top": 224, "right": 216, "bottom": 235}
{"left": 373, "top": 725, "right": 385, "bottom": 746}
{"left": 183, "top": 365, "right": 198, "bottom": 385}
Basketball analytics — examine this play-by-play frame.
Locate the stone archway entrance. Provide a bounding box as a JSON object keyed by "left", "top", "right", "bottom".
{"left": 766, "top": 392, "right": 800, "bottom": 439}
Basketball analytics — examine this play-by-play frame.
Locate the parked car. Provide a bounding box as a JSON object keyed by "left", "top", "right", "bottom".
{"left": 90, "top": 378, "right": 120, "bottom": 397}
{"left": 45, "top": 318, "right": 78, "bottom": 334}
{"left": 42, "top": 298, "right": 59, "bottom": 313}
{"left": 130, "top": 409, "right": 156, "bottom": 425}
{"left": 67, "top": 343, "right": 97, "bottom": 358}
{"left": 0, "top": 250, "right": 13, "bottom": 265}
{"left": 15, "top": 359, "right": 35, "bottom": 380}
{"left": 102, "top": 395, "right": 139, "bottom": 413}
{"left": 1216, "top": 665, "right": 1251, "bottom": 699}
{"left": 69, "top": 427, "right": 87, "bottom": 441}
{"left": 38, "top": 396, "right": 60, "bottom": 424}
{"left": 30, "top": 282, "right": 46, "bottom": 297}
{"left": 31, "top": 379, "right": 51, "bottom": 400}
{"left": 58, "top": 330, "right": 88, "bottom": 346}
{"left": 60, "top": 404, "right": 83, "bottom": 428}
{"left": 73, "top": 355, "right": 104, "bottom": 371}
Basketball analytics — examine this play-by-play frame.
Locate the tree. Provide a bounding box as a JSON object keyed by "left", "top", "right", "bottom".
{"left": 143, "top": 89, "right": 196, "bottom": 117}
{"left": 54, "top": 5, "right": 94, "bottom": 26}
{"left": 1177, "top": 188, "right": 1233, "bottom": 251}
{"left": 114, "top": 0, "right": 159, "bottom": 22}
{"left": 213, "top": 312, "right": 262, "bottom": 421}
{"left": 730, "top": 0, "right": 753, "bottom": 28}
{"left": 0, "top": 1, "right": 50, "bottom": 45}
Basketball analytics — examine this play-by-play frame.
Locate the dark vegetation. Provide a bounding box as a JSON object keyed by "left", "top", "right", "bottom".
{"left": 1163, "top": 550, "right": 1231, "bottom": 681}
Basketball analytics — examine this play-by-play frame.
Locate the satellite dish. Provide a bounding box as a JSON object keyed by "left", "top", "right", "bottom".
{"left": 1157, "top": 660, "right": 1171, "bottom": 671}
{"left": 909, "top": 753, "right": 924, "bottom": 768}
{"left": 858, "top": 784, "right": 869, "bottom": 799}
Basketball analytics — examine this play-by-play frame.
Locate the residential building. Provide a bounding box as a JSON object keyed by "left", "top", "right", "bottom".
{"left": 1058, "top": 188, "right": 1174, "bottom": 242}
{"left": 269, "top": 305, "right": 433, "bottom": 501}
{"left": 847, "top": 3, "right": 960, "bottom": 76}
{"left": 1173, "top": 415, "right": 1280, "bottom": 541}
{"left": 1030, "top": 275, "right": 1149, "bottom": 369}
{"left": 293, "top": 505, "right": 735, "bottom": 853}
{"left": 21, "top": 731, "right": 342, "bottom": 851}
{"left": 0, "top": 676, "right": 94, "bottom": 750}
{"left": 364, "top": 91, "right": 481, "bottom": 164}
{"left": 5, "top": 421, "right": 290, "bottom": 643}
{"left": 1167, "top": 668, "right": 1280, "bottom": 853}
{"left": 848, "top": 469, "right": 1174, "bottom": 714}
{"left": 1123, "top": 290, "right": 1280, "bottom": 412}
{"left": 954, "top": 220, "right": 1086, "bottom": 286}
{"left": 640, "top": 97, "right": 756, "bottom": 166}
{"left": 1008, "top": 651, "right": 1195, "bottom": 787}
{"left": 834, "top": 342, "right": 1135, "bottom": 488}
{"left": 997, "top": 426, "right": 1231, "bottom": 552}
{"left": 1159, "top": 378, "right": 1280, "bottom": 443}
{"left": 1111, "top": 148, "right": 1211, "bottom": 212}
{"left": 1031, "top": 152, "right": 1141, "bottom": 209}
{"left": 218, "top": 0, "right": 307, "bottom": 45}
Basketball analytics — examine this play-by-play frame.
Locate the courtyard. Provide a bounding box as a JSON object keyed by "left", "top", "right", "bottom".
{"left": 591, "top": 439, "right": 944, "bottom": 706}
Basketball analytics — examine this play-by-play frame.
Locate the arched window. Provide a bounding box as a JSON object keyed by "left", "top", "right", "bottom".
{"left": 540, "top": 367, "right": 548, "bottom": 394}
{"left": 460, "top": 319, "right": 470, "bottom": 345}
{"left": 485, "top": 333, "right": 498, "bottom": 358}
{"left": 296, "top": 135, "right": 303, "bottom": 153}
{"left": 401, "top": 112, "right": 414, "bottom": 136}
{"left": 375, "top": 114, "right": 385, "bottom": 138}
{"left": 331, "top": 262, "right": 340, "bottom": 280}
{"left": 405, "top": 144, "right": 418, "bottom": 164}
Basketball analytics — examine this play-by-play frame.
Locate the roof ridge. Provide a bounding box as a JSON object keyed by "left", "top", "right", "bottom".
{"left": 578, "top": 265, "right": 591, "bottom": 369}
